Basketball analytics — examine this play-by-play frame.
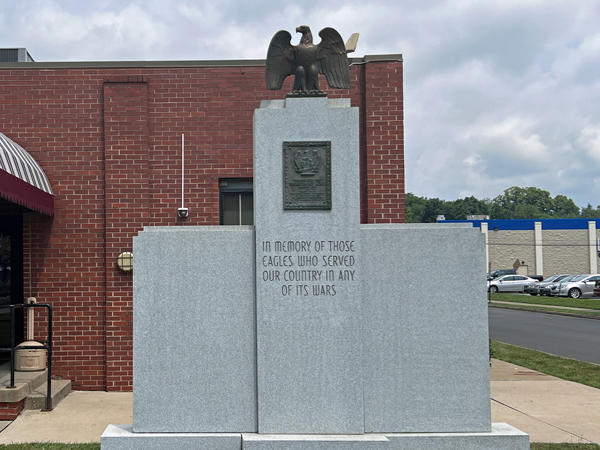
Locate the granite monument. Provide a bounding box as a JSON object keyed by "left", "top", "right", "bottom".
{"left": 102, "top": 37, "right": 529, "bottom": 448}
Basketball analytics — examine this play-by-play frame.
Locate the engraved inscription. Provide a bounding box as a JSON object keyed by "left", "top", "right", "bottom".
{"left": 283, "top": 142, "right": 331, "bottom": 210}
{"left": 259, "top": 239, "right": 356, "bottom": 297}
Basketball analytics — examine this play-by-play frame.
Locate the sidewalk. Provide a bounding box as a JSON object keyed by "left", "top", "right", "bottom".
{"left": 491, "top": 359, "right": 600, "bottom": 444}
{"left": 0, "top": 359, "right": 598, "bottom": 444}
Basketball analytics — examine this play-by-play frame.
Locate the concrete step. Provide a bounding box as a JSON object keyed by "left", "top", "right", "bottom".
{"left": 0, "top": 362, "right": 47, "bottom": 403}
{"left": 24, "top": 379, "right": 71, "bottom": 410}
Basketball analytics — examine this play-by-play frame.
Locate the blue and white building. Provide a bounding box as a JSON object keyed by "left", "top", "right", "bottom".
{"left": 444, "top": 218, "right": 600, "bottom": 278}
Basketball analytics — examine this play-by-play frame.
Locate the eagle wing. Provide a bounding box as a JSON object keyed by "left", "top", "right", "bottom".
{"left": 316, "top": 27, "right": 351, "bottom": 89}
{"left": 266, "top": 30, "right": 296, "bottom": 90}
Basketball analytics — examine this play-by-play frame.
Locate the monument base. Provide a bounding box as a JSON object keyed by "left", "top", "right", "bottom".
{"left": 101, "top": 423, "right": 529, "bottom": 450}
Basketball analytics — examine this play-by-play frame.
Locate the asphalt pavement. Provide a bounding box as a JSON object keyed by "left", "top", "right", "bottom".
{"left": 489, "top": 307, "right": 600, "bottom": 364}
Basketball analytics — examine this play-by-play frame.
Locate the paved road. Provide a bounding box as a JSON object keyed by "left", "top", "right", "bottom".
{"left": 489, "top": 307, "right": 600, "bottom": 365}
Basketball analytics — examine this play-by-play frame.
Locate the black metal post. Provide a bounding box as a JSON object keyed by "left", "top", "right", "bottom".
{"left": 44, "top": 304, "right": 52, "bottom": 411}
{"left": 0, "top": 303, "right": 53, "bottom": 409}
{"left": 9, "top": 306, "right": 15, "bottom": 388}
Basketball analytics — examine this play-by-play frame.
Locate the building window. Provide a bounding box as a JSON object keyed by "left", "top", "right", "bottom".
{"left": 219, "top": 179, "right": 253, "bottom": 225}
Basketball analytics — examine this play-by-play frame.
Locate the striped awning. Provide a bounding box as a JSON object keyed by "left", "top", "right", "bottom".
{"left": 0, "top": 132, "right": 54, "bottom": 216}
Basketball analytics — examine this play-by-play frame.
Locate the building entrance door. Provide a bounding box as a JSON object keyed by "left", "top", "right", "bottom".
{"left": 0, "top": 215, "right": 24, "bottom": 353}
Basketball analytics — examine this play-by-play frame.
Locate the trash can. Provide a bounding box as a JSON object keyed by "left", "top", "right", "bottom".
{"left": 15, "top": 297, "right": 47, "bottom": 371}
{"left": 15, "top": 340, "right": 47, "bottom": 371}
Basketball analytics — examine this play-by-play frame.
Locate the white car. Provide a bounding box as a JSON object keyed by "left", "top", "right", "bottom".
{"left": 557, "top": 274, "right": 600, "bottom": 298}
{"left": 488, "top": 275, "right": 538, "bottom": 293}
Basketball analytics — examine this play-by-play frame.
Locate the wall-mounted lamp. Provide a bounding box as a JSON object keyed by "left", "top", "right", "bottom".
{"left": 117, "top": 252, "right": 133, "bottom": 272}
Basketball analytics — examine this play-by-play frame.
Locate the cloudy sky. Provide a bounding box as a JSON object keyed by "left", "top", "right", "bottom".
{"left": 3, "top": 0, "right": 600, "bottom": 208}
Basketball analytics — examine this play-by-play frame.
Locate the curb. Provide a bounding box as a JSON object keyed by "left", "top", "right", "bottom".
{"left": 488, "top": 304, "right": 600, "bottom": 320}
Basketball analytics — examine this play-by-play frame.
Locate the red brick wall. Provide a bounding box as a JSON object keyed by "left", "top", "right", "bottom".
{"left": 0, "top": 399, "right": 24, "bottom": 420}
{"left": 104, "top": 76, "right": 150, "bottom": 390}
{"left": 7, "top": 67, "right": 107, "bottom": 390}
{"left": 0, "top": 58, "right": 403, "bottom": 391}
{"left": 364, "top": 60, "right": 405, "bottom": 222}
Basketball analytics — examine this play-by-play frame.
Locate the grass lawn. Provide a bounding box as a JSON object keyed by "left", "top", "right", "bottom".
{"left": 490, "top": 302, "right": 600, "bottom": 318}
{"left": 531, "top": 445, "right": 600, "bottom": 449}
{"left": 491, "top": 341, "right": 600, "bottom": 390}
{"left": 489, "top": 292, "right": 600, "bottom": 310}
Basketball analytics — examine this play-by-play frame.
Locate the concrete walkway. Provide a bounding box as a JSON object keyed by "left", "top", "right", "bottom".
{"left": 491, "top": 359, "right": 600, "bottom": 444}
{"left": 0, "top": 359, "right": 598, "bottom": 444}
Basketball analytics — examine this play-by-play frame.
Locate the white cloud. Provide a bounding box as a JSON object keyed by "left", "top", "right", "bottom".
{"left": 4, "top": 0, "right": 600, "bottom": 206}
{"left": 466, "top": 116, "right": 550, "bottom": 161}
{"left": 463, "top": 154, "right": 483, "bottom": 168}
{"left": 19, "top": 3, "right": 170, "bottom": 60}
{"left": 578, "top": 125, "right": 600, "bottom": 164}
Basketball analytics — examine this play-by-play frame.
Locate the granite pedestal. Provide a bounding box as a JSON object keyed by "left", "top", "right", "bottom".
{"left": 132, "top": 226, "right": 256, "bottom": 432}
{"left": 254, "top": 98, "right": 362, "bottom": 434}
{"left": 102, "top": 97, "right": 529, "bottom": 450}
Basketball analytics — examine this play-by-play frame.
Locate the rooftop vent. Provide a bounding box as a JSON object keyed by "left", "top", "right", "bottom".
{"left": 466, "top": 215, "right": 490, "bottom": 220}
{"left": 0, "top": 48, "right": 34, "bottom": 62}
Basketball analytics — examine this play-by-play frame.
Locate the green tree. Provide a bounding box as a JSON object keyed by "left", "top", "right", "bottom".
{"left": 405, "top": 192, "right": 426, "bottom": 223}
{"left": 489, "top": 202, "right": 513, "bottom": 219}
{"left": 422, "top": 197, "right": 445, "bottom": 222}
{"left": 405, "top": 193, "right": 490, "bottom": 222}
{"left": 406, "top": 188, "right": 585, "bottom": 222}
{"left": 512, "top": 203, "right": 543, "bottom": 219}
{"left": 405, "top": 193, "right": 448, "bottom": 223}
{"left": 491, "top": 186, "right": 553, "bottom": 218}
{"left": 449, "top": 196, "right": 490, "bottom": 220}
{"left": 551, "top": 195, "right": 580, "bottom": 218}
{"left": 581, "top": 203, "right": 600, "bottom": 218}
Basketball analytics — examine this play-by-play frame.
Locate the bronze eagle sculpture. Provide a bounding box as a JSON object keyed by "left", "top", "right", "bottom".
{"left": 266, "top": 25, "right": 352, "bottom": 95}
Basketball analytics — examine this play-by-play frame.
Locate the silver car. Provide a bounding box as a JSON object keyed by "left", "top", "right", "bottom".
{"left": 525, "top": 274, "right": 571, "bottom": 296}
{"left": 488, "top": 275, "right": 538, "bottom": 293}
{"left": 524, "top": 275, "right": 559, "bottom": 295}
{"left": 539, "top": 274, "right": 578, "bottom": 296}
{"left": 557, "top": 274, "right": 600, "bottom": 298}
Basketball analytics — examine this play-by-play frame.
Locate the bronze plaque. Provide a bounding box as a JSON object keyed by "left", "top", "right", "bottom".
{"left": 283, "top": 141, "right": 331, "bottom": 210}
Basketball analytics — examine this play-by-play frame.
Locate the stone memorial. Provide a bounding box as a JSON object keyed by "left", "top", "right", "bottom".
{"left": 101, "top": 95, "right": 529, "bottom": 449}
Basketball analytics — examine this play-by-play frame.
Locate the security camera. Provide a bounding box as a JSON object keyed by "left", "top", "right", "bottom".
{"left": 177, "top": 207, "right": 189, "bottom": 218}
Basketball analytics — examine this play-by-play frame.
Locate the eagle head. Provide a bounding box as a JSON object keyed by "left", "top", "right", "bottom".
{"left": 296, "top": 25, "right": 313, "bottom": 45}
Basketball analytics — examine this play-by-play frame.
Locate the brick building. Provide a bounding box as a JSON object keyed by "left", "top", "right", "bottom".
{"left": 0, "top": 52, "right": 404, "bottom": 392}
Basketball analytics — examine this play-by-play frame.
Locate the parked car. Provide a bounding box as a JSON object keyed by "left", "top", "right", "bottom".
{"left": 524, "top": 274, "right": 571, "bottom": 296}
{"left": 594, "top": 281, "right": 600, "bottom": 297}
{"left": 524, "top": 275, "right": 556, "bottom": 295}
{"left": 487, "top": 269, "right": 517, "bottom": 281}
{"left": 488, "top": 275, "right": 538, "bottom": 293}
{"left": 539, "top": 274, "right": 577, "bottom": 296}
{"left": 557, "top": 274, "right": 600, "bottom": 298}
